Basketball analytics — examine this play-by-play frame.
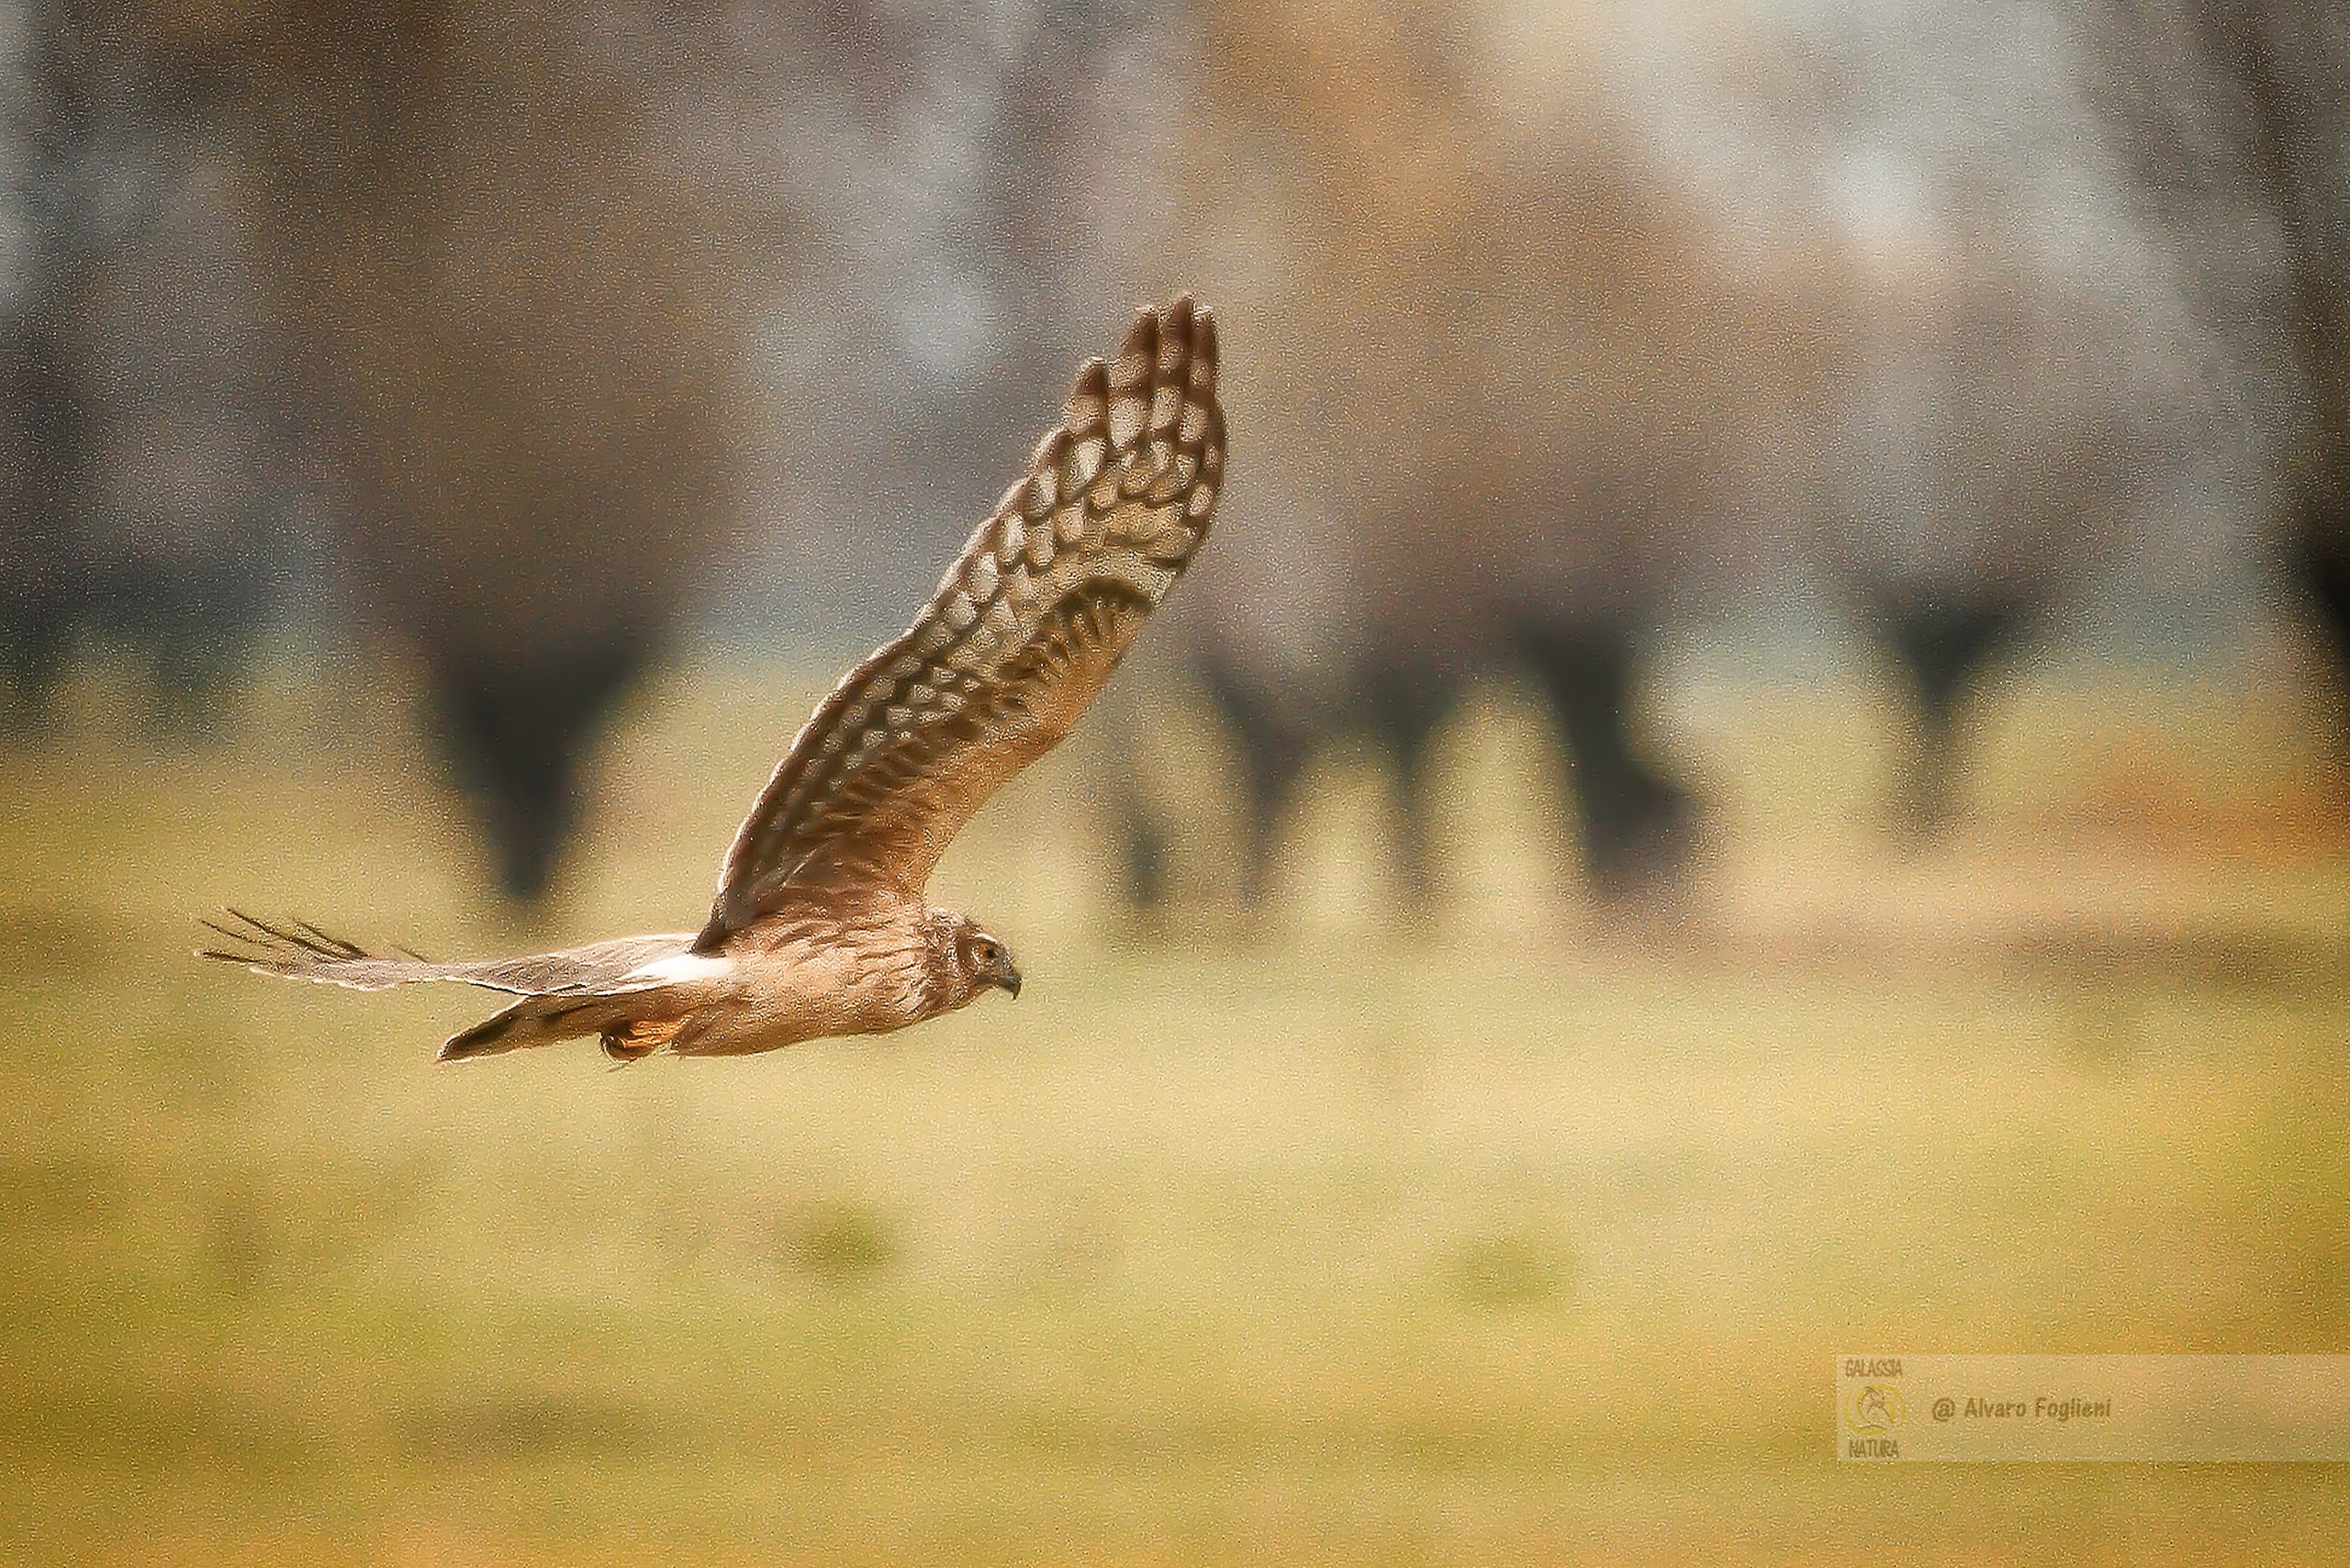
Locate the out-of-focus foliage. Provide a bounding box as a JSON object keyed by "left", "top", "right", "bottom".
{"left": 5, "top": 0, "right": 2336, "bottom": 906}
{"left": 2072, "top": 1, "right": 2350, "bottom": 678}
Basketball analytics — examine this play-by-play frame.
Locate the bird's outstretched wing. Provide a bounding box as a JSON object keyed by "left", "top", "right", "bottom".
{"left": 698, "top": 296, "right": 1225, "bottom": 946}
{"left": 196, "top": 910, "right": 691, "bottom": 995}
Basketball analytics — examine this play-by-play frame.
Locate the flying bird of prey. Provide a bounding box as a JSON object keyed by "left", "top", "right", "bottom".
{"left": 200, "top": 297, "right": 1224, "bottom": 1063}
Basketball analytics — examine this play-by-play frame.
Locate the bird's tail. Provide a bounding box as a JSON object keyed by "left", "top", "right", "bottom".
{"left": 434, "top": 994, "right": 684, "bottom": 1064}
{"left": 195, "top": 911, "right": 700, "bottom": 1063}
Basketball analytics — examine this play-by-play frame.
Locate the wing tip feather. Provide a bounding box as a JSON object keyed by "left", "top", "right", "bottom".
{"left": 193, "top": 906, "right": 393, "bottom": 980}
{"left": 1064, "top": 357, "right": 1109, "bottom": 433}
{"left": 1113, "top": 308, "right": 1159, "bottom": 386}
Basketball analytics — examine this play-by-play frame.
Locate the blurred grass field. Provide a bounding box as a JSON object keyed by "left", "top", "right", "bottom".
{"left": 5, "top": 646, "right": 2350, "bottom": 1565}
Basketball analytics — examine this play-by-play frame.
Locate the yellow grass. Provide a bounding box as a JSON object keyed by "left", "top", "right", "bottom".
{"left": 3, "top": 648, "right": 2348, "bottom": 1564}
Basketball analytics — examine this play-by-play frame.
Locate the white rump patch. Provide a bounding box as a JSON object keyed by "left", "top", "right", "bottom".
{"left": 622, "top": 953, "right": 733, "bottom": 986}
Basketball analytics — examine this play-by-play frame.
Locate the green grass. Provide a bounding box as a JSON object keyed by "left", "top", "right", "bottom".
{"left": 3, "top": 650, "right": 2349, "bottom": 1564}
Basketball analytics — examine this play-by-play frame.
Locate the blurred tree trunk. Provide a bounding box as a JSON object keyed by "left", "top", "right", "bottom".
{"left": 119, "top": 0, "right": 802, "bottom": 903}
{"left": 2080, "top": 1, "right": 2350, "bottom": 674}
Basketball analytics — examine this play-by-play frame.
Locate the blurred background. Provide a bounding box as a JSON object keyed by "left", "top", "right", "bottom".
{"left": 6, "top": 0, "right": 2350, "bottom": 1562}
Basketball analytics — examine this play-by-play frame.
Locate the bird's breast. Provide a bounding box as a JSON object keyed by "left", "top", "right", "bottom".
{"left": 705, "top": 909, "right": 944, "bottom": 1050}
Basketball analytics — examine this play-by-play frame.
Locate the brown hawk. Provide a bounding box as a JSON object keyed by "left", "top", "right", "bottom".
{"left": 200, "top": 297, "right": 1225, "bottom": 1063}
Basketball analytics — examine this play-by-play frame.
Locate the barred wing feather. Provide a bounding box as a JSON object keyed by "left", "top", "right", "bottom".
{"left": 698, "top": 297, "right": 1225, "bottom": 946}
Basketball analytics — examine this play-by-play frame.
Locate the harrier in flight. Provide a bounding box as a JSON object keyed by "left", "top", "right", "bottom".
{"left": 201, "top": 297, "right": 1224, "bottom": 1063}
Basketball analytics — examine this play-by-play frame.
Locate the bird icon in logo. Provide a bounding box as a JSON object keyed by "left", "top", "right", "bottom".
{"left": 1848, "top": 1383, "right": 1905, "bottom": 1434}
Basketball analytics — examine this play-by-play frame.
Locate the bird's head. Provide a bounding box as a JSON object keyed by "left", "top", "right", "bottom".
{"left": 945, "top": 915, "right": 1022, "bottom": 1002}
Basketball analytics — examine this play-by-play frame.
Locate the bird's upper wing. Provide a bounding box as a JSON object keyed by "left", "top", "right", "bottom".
{"left": 696, "top": 297, "right": 1225, "bottom": 947}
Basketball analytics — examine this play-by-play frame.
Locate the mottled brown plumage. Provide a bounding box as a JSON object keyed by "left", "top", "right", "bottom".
{"left": 200, "top": 297, "right": 1224, "bottom": 1063}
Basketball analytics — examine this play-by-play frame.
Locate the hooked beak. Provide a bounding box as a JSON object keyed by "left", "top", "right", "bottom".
{"left": 995, "top": 966, "right": 1023, "bottom": 1000}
